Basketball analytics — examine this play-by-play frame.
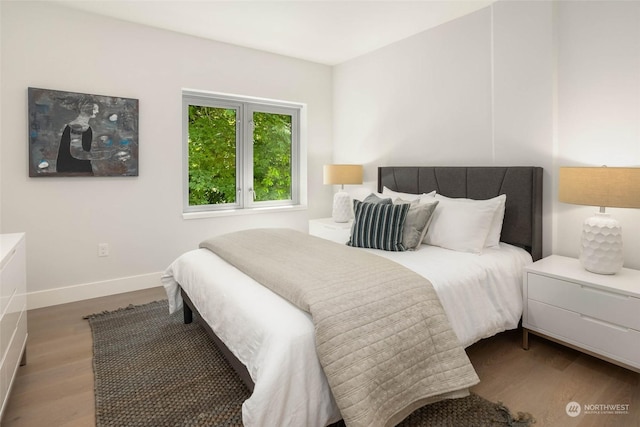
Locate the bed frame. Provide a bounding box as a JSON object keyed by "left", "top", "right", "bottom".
{"left": 182, "top": 165, "right": 543, "bottom": 396}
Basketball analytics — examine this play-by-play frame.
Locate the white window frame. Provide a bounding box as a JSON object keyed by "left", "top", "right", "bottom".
{"left": 182, "top": 90, "right": 302, "bottom": 215}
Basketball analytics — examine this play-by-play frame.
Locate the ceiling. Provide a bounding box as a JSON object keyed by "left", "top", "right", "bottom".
{"left": 54, "top": 0, "right": 494, "bottom": 65}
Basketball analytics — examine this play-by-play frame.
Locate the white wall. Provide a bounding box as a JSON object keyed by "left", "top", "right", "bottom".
{"left": 555, "top": 1, "right": 640, "bottom": 268}
{"left": 333, "top": 0, "right": 640, "bottom": 270}
{"left": 0, "top": 2, "right": 333, "bottom": 307}
{"left": 333, "top": 7, "right": 493, "bottom": 171}
{"left": 333, "top": 1, "right": 555, "bottom": 255}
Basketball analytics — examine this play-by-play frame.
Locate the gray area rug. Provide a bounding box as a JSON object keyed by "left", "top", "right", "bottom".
{"left": 87, "top": 300, "right": 534, "bottom": 427}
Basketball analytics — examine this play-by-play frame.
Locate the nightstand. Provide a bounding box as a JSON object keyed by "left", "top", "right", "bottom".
{"left": 522, "top": 255, "right": 640, "bottom": 372}
{"left": 308, "top": 218, "right": 351, "bottom": 244}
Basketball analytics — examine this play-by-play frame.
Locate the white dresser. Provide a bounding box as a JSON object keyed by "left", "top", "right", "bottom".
{"left": 523, "top": 255, "right": 640, "bottom": 372}
{"left": 0, "top": 233, "right": 28, "bottom": 419}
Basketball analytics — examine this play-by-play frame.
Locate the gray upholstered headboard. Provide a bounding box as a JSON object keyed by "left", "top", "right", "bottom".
{"left": 378, "top": 166, "right": 543, "bottom": 261}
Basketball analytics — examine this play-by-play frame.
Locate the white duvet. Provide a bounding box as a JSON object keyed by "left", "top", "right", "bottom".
{"left": 161, "top": 242, "right": 532, "bottom": 427}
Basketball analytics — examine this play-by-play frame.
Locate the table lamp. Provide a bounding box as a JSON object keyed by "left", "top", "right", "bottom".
{"left": 323, "top": 164, "right": 363, "bottom": 222}
{"left": 559, "top": 166, "right": 640, "bottom": 274}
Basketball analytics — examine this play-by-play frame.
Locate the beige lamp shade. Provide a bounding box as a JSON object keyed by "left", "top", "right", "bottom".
{"left": 323, "top": 164, "right": 363, "bottom": 186}
{"left": 559, "top": 167, "right": 640, "bottom": 209}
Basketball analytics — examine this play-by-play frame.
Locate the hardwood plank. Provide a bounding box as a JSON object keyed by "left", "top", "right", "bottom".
{"left": 2, "top": 286, "right": 638, "bottom": 426}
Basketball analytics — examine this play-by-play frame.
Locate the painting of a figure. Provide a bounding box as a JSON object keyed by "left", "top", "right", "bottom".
{"left": 28, "top": 88, "right": 139, "bottom": 177}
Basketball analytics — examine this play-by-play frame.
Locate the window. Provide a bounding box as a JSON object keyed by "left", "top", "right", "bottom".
{"left": 183, "top": 91, "right": 301, "bottom": 213}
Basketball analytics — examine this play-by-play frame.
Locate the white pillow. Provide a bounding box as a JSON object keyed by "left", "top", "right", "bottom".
{"left": 383, "top": 186, "right": 435, "bottom": 202}
{"left": 423, "top": 194, "right": 505, "bottom": 254}
{"left": 434, "top": 194, "right": 506, "bottom": 248}
{"left": 485, "top": 195, "right": 506, "bottom": 247}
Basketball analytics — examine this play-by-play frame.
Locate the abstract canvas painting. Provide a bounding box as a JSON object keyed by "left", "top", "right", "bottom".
{"left": 28, "top": 87, "right": 139, "bottom": 177}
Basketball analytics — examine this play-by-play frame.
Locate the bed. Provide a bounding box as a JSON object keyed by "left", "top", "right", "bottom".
{"left": 162, "top": 166, "right": 543, "bottom": 427}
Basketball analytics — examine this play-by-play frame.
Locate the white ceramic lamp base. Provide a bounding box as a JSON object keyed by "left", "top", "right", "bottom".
{"left": 332, "top": 191, "right": 352, "bottom": 223}
{"left": 579, "top": 212, "right": 623, "bottom": 275}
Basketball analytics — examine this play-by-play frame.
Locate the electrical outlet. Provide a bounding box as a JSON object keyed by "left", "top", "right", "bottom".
{"left": 98, "top": 243, "right": 109, "bottom": 257}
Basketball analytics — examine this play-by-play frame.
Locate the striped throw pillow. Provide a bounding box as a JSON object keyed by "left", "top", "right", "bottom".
{"left": 347, "top": 200, "right": 410, "bottom": 251}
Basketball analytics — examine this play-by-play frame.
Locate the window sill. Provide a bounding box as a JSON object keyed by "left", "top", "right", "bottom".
{"left": 182, "top": 204, "right": 308, "bottom": 220}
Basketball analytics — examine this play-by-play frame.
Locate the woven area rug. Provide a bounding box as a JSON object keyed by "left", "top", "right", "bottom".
{"left": 87, "top": 300, "right": 535, "bottom": 427}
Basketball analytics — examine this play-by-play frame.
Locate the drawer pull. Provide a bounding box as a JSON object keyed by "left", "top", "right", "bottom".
{"left": 581, "top": 285, "right": 628, "bottom": 300}
{"left": 580, "top": 314, "right": 629, "bottom": 332}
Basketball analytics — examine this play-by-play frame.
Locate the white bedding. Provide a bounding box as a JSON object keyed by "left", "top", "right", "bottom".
{"left": 161, "top": 241, "right": 532, "bottom": 427}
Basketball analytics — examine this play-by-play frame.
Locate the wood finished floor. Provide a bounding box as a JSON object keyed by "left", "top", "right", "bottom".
{"left": 2, "top": 286, "right": 638, "bottom": 427}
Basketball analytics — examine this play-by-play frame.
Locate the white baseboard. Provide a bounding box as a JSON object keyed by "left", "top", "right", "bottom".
{"left": 26, "top": 272, "right": 164, "bottom": 310}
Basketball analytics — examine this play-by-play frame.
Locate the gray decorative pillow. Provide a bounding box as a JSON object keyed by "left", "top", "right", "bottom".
{"left": 394, "top": 199, "right": 439, "bottom": 250}
{"left": 362, "top": 193, "right": 392, "bottom": 204}
{"left": 347, "top": 200, "right": 409, "bottom": 251}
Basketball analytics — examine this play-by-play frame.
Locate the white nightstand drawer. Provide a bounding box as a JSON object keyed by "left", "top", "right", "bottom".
{"left": 527, "top": 299, "right": 640, "bottom": 369}
{"left": 527, "top": 273, "right": 640, "bottom": 331}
